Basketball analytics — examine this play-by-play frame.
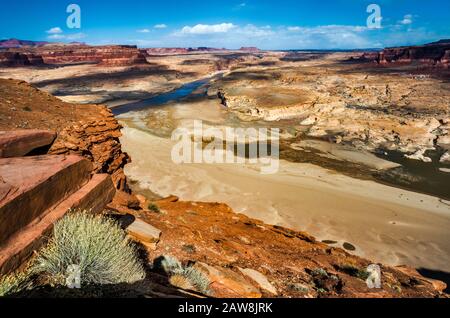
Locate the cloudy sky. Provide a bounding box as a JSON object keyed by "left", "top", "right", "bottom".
{"left": 1, "top": 0, "right": 450, "bottom": 49}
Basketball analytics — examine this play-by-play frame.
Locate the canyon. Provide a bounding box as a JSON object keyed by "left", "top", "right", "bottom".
{"left": 0, "top": 40, "right": 450, "bottom": 298}
{"left": 0, "top": 78, "right": 447, "bottom": 298}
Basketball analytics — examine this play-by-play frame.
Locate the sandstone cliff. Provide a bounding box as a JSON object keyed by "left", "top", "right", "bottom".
{"left": 0, "top": 52, "right": 44, "bottom": 67}
{"left": 376, "top": 40, "right": 450, "bottom": 68}
{"left": 1, "top": 44, "right": 149, "bottom": 67}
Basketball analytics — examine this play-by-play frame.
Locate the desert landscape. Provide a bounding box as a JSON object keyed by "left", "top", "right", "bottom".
{"left": 1, "top": 38, "right": 449, "bottom": 298}
{"left": 0, "top": 1, "right": 450, "bottom": 301}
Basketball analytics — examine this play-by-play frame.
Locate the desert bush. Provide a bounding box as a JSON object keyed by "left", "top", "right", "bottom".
{"left": 0, "top": 270, "right": 33, "bottom": 297}
{"left": 182, "top": 266, "right": 210, "bottom": 295}
{"left": 158, "top": 255, "right": 210, "bottom": 295}
{"left": 148, "top": 203, "right": 161, "bottom": 213}
{"left": 32, "top": 211, "right": 145, "bottom": 287}
{"left": 159, "top": 255, "right": 184, "bottom": 275}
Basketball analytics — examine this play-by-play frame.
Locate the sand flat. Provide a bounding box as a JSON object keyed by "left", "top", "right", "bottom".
{"left": 120, "top": 124, "right": 450, "bottom": 273}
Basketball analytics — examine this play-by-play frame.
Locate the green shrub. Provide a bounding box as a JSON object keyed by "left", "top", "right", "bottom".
{"left": 0, "top": 270, "right": 33, "bottom": 297}
{"left": 182, "top": 267, "right": 210, "bottom": 295}
{"left": 160, "top": 255, "right": 184, "bottom": 275}
{"left": 148, "top": 203, "right": 161, "bottom": 213}
{"left": 159, "top": 255, "right": 210, "bottom": 295}
{"left": 32, "top": 211, "right": 145, "bottom": 287}
{"left": 336, "top": 264, "right": 370, "bottom": 281}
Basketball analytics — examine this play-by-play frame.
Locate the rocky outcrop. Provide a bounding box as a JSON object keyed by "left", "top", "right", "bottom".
{"left": 133, "top": 197, "right": 446, "bottom": 298}
{"left": 0, "top": 78, "right": 131, "bottom": 192}
{"left": 145, "top": 47, "right": 226, "bottom": 55}
{"left": 48, "top": 110, "right": 131, "bottom": 191}
{"left": 0, "top": 155, "right": 92, "bottom": 242}
{"left": 376, "top": 40, "right": 450, "bottom": 68}
{"left": 210, "top": 60, "right": 450, "bottom": 158}
{"left": 40, "top": 45, "right": 149, "bottom": 66}
{"left": 0, "top": 130, "right": 56, "bottom": 158}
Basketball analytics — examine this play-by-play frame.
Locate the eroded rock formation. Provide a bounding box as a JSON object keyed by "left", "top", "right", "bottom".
{"left": 376, "top": 40, "right": 450, "bottom": 68}
{"left": 0, "top": 78, "right": 131, "bottom": 191}
{"left": 1, "top": 44, "right": 149, "bottom": 67}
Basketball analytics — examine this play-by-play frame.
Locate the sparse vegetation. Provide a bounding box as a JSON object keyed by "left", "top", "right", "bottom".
{"left": 32, "top": 211, "right": 145, "bottom": 287}
{"left": 335, "top": 264, "right": 370, "bottom": 281}
{"left": 158, "top": 255, "right": 210, "bottom": 295}
{"left": 0, "top": 269, "right": 33, "bottom": 297}
{"left": 148, "top": 203, "right": 161, "bottom": 213}
{"left": 288, "top": 283, "right": 310, "bottom": 293}
{"left": 159, "top": 255, "right": 184, "bottom": 275}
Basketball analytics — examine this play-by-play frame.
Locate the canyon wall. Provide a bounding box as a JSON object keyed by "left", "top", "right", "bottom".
{"left": 376, "top": 40, "right": 450, "bottom": 68}
{"left": 0, "top": 52, "right": 44, "bottom": 67}
{"left": 1, "top": 44, "right": 149, "bottom": 67}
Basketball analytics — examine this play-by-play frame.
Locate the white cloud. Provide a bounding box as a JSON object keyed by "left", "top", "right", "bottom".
{"left": 154, "top": 24, "right": 167, "bottom": 29}
{"left": 180, "top": 23, "right": 236, "bottom": 35}
{"left": 46, "top": 27, "right": 63, "bottom": 34}
{"left": 399, "top": 14, "right": 413, "bottom": 25}
{"left": 47, "top": 33, "right": 85, "bottom": 41}
{"left": 145, "top": 22, "right": 440, "bottom": 50}
{"left": 233, "top": 2, "right": 247, "bottom": 10}
{"left": 137, "top": 29, "right": 151, "bottom": 33}
{"left": 237, "top": 24, "right": 274, "bottom": 37}
{"left": 287, "top": 26, "right": 301, "bottom": 32}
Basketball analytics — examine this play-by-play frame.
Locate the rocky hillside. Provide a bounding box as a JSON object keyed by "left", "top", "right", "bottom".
{"left": 0, "top": 78, "right": 447, "bottom": 298}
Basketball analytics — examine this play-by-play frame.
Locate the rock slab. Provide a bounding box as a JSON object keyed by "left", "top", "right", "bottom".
{"left": 126, "top": 218, "right": 162, "bottom": 244}
{"left": 238, "top": 268, "right": 277, "bottom": 295}
{"left": 0, "top": 130, "right": 56, "bottom": 158}
{"left": 0, "top": 155, "right": 92, "bottom": 243}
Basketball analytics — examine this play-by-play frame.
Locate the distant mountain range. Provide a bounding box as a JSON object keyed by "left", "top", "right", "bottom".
{"left": 0, "top": 38, "right": 87, "bottom": 49}
{"left": 0, "top": 39, "right": 49, "bottom": 48}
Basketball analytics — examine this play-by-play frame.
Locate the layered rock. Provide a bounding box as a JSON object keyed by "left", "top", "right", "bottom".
{"left": 210, "top": 56, "right": 450, "bottom": 159}
{"left": 1, "top": 44, "right": 149, "bottom": 67}
{"left": 41, "top": 45, "right": 149, "bottom": 66}
{"left": 0, "top": 78, "right": 131, "bottom": 192}
{"left": 48, "top": 109, "right": 131, "bottom": 191}
{"left": 0, "top": 130, "right": 56, "bottom": 158}
{"left": 0, "top": 52, "right": 44, "bottom": 67}
{"left": 376, "top": 40, "right": 450, "bottom": 68}
{"left": 0, "top": 39, "right": 49, "bottom": 49}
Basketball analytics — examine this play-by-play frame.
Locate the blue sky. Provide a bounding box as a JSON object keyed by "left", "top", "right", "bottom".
{"left": 1, "top": 0, "right": 450, "bottom": 49}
